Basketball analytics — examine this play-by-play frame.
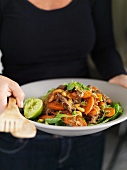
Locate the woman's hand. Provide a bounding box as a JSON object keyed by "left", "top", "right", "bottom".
{"left": 109, "top": 74, "right": 127, "bottom": 88}
{"left": 0, "top": 75, "right": 25, "bottom": 113}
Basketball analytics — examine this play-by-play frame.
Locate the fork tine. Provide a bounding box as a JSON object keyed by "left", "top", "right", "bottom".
{"left": 0, "top": 120, "right": 23, "bottom": 133}
{"left": 9, "top": 120, "right": 15, "bottom": 132}
{"left": 4, "top": 120, "right": 10, "bottom": 132}
{"left": 0, "top": 120, "right": 5, "bottom": 132}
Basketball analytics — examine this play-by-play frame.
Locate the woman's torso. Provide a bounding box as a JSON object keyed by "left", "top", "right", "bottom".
{"left": 0, "top": 0, "right": 95, "bottom": 85}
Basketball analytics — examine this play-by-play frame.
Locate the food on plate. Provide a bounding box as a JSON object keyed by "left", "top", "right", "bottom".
{"left": 23, "top": 81, "right": 123, "bottom": 126}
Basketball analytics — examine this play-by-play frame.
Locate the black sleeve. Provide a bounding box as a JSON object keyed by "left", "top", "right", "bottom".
{"left": 91, "top": 0, "right": 126, "bottom": 80}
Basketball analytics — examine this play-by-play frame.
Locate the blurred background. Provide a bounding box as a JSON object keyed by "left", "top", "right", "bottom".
{"left": 0, "top": 0, "right": 127, "bottom": 170}
{"left": 101, "top": 1, "right": 127, "bottom": 170}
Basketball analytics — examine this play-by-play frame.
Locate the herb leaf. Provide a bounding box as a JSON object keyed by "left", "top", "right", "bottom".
{"left": 45, "top": 112, "right": 74, "bottom": 124}
{"left": 67, "top": 82, "right": 75, "bottom": 90}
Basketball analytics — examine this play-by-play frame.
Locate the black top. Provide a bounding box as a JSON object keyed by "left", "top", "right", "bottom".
{"left": 0, "top": 0, "right": 126, "bottom": 85}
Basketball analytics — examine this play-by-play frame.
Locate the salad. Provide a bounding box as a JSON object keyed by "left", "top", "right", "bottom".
{"left": 23, "top": 81, "right": 123, "bottom": 126}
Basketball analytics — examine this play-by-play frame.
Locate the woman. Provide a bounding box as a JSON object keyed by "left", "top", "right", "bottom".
{"left": 0, "top": 0, "right": 127, "bottom": 170}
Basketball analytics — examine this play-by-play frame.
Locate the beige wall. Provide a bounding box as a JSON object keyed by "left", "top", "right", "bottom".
{"left": 112, "top": 0, "right": 127, "bottom": 66}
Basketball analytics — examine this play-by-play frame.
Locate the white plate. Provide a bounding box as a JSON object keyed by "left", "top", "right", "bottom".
{"left": 21, "top": 78, "right": 127, "bottom": 136}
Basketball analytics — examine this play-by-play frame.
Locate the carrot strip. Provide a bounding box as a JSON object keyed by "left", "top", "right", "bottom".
{"left": 84, "top": 96, "right": 94, "bottom": 114}
{"left": 88, "top": 105, "right": 100, "bottom": 116}
{"left": 39, "top": 115, "right": 55, "bottom": 120}
{"left": 63, "top": 115, "right": 87, "bottom": 126}
{"left": 96, "top": 93, "right": 102, "bottom": 101}
{"left": 106, "top": 99, "right": 112, "bottom": 104}
{"left": 62, "top": 114, "right": 75, "bottom": 126}
{"left": 67, "top": 92, "right": 78, "bottom": 99}
{"left": 104, "top": 108, "right": 115, "bottom": 117}
{"left": 48, "top": 102, "right": 65, "bottom": 110}
{"left": 76, "top": 116, "right": 87, "bottom": 126}
{"left": 82, "top": 90, "right": 92, "bottom": 98}
{"left": 98, "top": 101, "right": 105, "bottom": 107}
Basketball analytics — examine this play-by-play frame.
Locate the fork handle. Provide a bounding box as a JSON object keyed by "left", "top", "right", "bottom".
{"left": 8, "top": 97, "right": 17, "bottom": 109}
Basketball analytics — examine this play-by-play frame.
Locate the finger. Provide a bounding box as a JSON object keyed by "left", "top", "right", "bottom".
{"left": 9, "top": 81, "right": 25, "bottom": 108}
{"left": 0, "top": 92, "right": 8, "bottom": 113}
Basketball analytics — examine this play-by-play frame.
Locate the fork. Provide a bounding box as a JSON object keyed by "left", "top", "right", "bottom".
{"left": 0, "top": 97, "right": 36, "bottom": 138}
